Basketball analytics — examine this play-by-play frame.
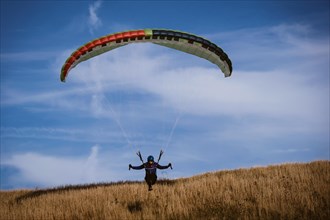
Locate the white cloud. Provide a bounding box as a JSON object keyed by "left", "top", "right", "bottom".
{"left": 1, "top": 24, "right": 328, "bottom": 189}
{"left": 84, "top": 145, "right": 99, "bottom": 181}
{"left": 2, "top": 24, "right": 329, "bottom": 139}
{"left": 207, "top": 24, "right": 329, "bottom": 74}
{"left": 272, "top": 148, "right": 310, "bottom": 154}
{"left": 1, "top": 145, "right": 176, "bottom": 188}
{"left": 65, "top": 43, "right": 328, "bottom": 134}
{"left": 1, "top": 145, "right": 125, "bottom": 187}
{"left": 0, "top": 127, "right": 124, "bottom": 143}
{"left": 0, "top": 51, "right": 59, "bottom": 62}
{"left": 88, "top": 0, "right": 102, "bottom": 34}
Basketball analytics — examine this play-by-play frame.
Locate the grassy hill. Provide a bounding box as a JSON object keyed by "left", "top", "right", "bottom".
{"left": 1, "top": 160, "right": 329, "bottom": 219}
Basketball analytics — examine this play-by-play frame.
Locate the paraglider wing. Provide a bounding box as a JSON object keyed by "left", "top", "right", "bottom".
{"left": 60, "top": 29, "right": 232, "bottom": 82}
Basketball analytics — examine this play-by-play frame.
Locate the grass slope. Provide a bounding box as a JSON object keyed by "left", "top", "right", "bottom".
{"left": 1, "top": 160, "right": 329, "bottom": 219}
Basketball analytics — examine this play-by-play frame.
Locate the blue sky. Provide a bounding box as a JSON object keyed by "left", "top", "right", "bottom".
{"left": 1, "top": 0, "right": 329, "bottom": 189}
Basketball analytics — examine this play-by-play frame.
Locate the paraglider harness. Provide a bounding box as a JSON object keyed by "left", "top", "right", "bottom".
{"left": 130, "top": 150, "right": 172, "bottom": 190}
{"left": 136, "top": 150, "right": 172, "bottom": 169}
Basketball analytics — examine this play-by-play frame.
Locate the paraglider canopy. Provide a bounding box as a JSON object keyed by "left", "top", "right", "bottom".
{"left": 60, "top": 29, "right": 232, "bottom": 82}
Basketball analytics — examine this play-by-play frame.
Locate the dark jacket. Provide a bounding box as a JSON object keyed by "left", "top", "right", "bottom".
{"left": 131, "top": 162, "right": 170, "bottom": 176}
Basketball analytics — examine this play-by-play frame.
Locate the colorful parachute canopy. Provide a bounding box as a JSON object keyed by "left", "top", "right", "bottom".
{"left": 60, "top": 29, "right": 232, "bottom": 82}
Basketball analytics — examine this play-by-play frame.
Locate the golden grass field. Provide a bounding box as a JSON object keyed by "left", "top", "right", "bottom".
{"left": 1, "top": 160, "right": 329, "bottom": 220}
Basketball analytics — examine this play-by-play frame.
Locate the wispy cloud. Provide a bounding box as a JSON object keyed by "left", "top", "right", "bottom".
{"left": 2, "top": 23, "right": 329, "bottom": 139}
{"left": 207, "top": 24, "right": 329, "bottom": 73}
{"left": 1, "top": 145, "right": 117, "bottom": 187}
{"left": 1, "top": 145, "right": 175, "bottom": 188}
{"left": 0, "top": 51, "right": 59, "bottom": 62}
{"left": 88, "top": 0, "right": 102, "bottom": 34}
{"left": 1, "top": 23, "right": 328, "bottom": 189}
{"left": 0, "top": 127, "right": 125, "bottom": 143}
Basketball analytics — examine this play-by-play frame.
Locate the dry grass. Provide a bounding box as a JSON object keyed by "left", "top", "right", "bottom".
{"left": 1, "top": 160, "right": 329, "bottom": 219}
